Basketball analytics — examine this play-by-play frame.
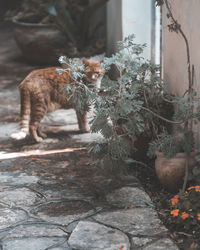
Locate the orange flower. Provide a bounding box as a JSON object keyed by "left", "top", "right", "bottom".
{"left": 181, "top": 212, "right": 189, "bottom": 220}
{"left": 170, "top": 195, "right": 179, "bottom": 206}
{"left": 195, "top": 186, "right": 200, "bottom": 192}
{"left": 170, "top": 209, "right": 179, "bottom": 217}
{"left": 197, "top": 213, "right": 200, "bottom": 221}
{"left": 188, "top": 186, "right": 200, "bottom": 192}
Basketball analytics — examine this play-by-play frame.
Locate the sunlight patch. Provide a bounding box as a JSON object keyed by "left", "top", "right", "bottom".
{"left": 0, "top": 147, "right": 86, "bottom": 160}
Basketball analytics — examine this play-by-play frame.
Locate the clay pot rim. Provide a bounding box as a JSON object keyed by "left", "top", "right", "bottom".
{"left": 155, "top": 151, "right": 197, "bottom": 158}
{"left": 12, "top": 16, "right": 56, "bottom": 28}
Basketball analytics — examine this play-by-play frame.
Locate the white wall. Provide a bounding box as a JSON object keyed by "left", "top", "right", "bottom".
{"left": 163, "top": 0, "right": 200, "bottom": 142}
{"left": 163, "top": 0, "right": 200, "bottom": 96}
{"left": 122, "top": 0, "right": 152, "bottom": 60}
{"left": 106, "top": 0, "right": 160, "bottom": 62}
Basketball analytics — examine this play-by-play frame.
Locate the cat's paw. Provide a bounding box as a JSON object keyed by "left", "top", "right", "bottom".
{"left": 80, "top": 128, "right": 90, "bottom": 133}
{"left": 11, "top": 131, "right": 27, "bottom": 140}
{"left": 34, "top": 136, "right": 44, "bottom": 143}
{"left": 37, "top": 130, "right": 47, "bottom": 139}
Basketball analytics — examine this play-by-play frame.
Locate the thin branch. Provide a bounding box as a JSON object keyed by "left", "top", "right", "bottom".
{"left": 127, "top": 160, "right": 154, "bottom": 171}
{"left": 182, "top": 153, "right": 189, "bottom": 193}
{"left": 164, "top": 0, "right": 194, "bottom": 192}
{"left": 141, "top": 106, "right": 184, "bottom": 124}
{"left": 164, "top": 0, "right": 192, "bottom": 90}
{"left": 161, "top": 95, "right": 174, "bottom": 103}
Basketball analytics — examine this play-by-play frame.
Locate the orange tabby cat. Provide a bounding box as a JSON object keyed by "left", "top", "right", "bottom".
{"left": 11, "top": 58, "right": 104, "bottom": 142}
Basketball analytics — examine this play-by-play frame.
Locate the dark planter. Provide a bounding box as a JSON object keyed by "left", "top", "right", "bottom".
{"left": 12, "top": 16, "right": 69, "bottom": 65}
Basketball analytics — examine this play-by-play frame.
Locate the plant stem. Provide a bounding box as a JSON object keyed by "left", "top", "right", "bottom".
{"left": 164, "top": 0, "right": 194, "bottom": 192}
{"left": 141, "top": 106, "right": 184, "bottom": 124}
{"left": 182, "top": 153, "right": 189, "bottom": 193}
{"left": 164, "top": 0, "right": 192, "bottom": 90}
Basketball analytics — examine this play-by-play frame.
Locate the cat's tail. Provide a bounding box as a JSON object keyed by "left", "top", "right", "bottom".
{"left": 11, "top": 85, "right": 31, "bottom": 140}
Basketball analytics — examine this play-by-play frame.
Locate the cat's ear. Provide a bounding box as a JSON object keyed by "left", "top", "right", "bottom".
{"left": 82, "top": 58, "right": 90, "bottom": 66}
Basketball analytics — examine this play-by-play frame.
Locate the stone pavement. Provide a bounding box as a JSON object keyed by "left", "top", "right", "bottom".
{"left": 0, "top": 22, "right": 180, "bottom": 250}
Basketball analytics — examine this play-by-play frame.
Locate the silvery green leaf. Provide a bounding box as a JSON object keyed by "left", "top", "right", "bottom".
{"left": 56, "top": 68, "right": 66, "bottom": 75}
{"left": 58, "top": 56, "right": 67, "bottom": 64}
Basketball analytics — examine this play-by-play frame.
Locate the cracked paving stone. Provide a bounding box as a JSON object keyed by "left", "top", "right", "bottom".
{"left": 131, "top": 237, "right": 153, "bottom": 248}
{"left": 68, "top": 221, "right": 130, "bottom": 250}
{"left": 2, "top": 237, "right": 70, "bottom": 250}
{"left": 0, "top": 171, "right": 39, "bottom": 185}
{"left": 93, "top": 208, "right": 167, "bottom": 236}
{"left": 141, "top": 238, "right": 179, "bottom": 250}
{"left": 0, "top": 208, "right": 27, "bottom": 230}
{"left": 33, "top": 200, "right": 96, "bottom": 226}
{"left": 1, "top": 224, "right": 67, "bottom": 240}
{"left": 0, "top": 187, "right": 43, "bottom": 206}
{"left": 42, "top": 188, "right": 89, "bottom": 201}
{"left": 106, "top": 186, "right": 152, "bottom": 208}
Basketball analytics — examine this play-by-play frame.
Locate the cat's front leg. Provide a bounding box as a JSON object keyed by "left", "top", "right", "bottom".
{"left": 29, "top": 125, "right": 43, "bottom": 142}
{"left": 76, "top": 110, "right": 90, "bottom": 132}
{"left": 37, "top": 127, "right": 47, "bottom": 139}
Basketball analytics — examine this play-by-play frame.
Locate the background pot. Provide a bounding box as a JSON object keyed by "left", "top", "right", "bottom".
{"left": 12, "top": 16, "right": 69, "bottom": 65}
{"left": 155, "top": 151, "right": 196, "bottom": 192}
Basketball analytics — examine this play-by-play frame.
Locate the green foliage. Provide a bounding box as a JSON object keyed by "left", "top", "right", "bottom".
{"left": 148, "top": 130, "right": 195, "bottom": 159}
{"left": 58, "top": 34, "right": 200, "bottom": 178}
{"left": 57, "top": 57, "right": 95, "bottom": 113}
{"left": 148, "top": 132, "right": 179, "bottom": 158}
{"left": 90, "top": 34, "right": 200, "bottom": 175}
{"left": 89, "top": 35, "right": 168, "bottom": 174}
{"left": 148, "top": 91, "right": 200, "bottom": 159}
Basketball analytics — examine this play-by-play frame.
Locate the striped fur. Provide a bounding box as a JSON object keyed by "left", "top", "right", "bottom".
{"left": 11, "top": 59, "right": 104, "bottom": 142}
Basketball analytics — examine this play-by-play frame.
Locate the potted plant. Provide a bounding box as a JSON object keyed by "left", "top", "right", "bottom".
{"left": 148, "top": 131, "right": 197, "bottom": 192}
{"left": 6, "top": 0, "right": 109, "bottom": 64}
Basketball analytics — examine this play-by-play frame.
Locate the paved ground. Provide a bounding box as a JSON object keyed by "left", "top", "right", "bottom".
{"left": 0, "top": 22, "right": 180, "bottom": 250}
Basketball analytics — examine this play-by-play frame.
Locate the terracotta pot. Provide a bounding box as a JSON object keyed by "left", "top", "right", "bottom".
{"left": 155, "top": 151, "right": 196, "bottom": 192}
{"left": 12, "top": 16, "right": 69, "bottom": 65}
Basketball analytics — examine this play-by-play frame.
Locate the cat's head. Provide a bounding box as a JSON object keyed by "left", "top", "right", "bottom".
{"left": 82, "top": 59, "right": 104, "bottom": 88}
